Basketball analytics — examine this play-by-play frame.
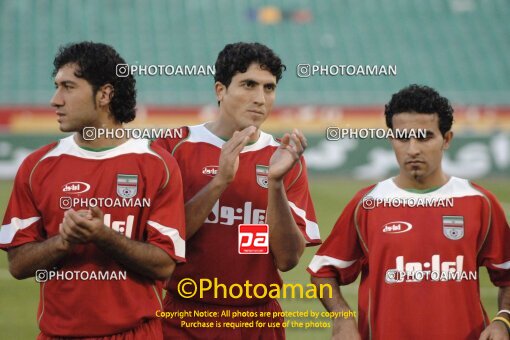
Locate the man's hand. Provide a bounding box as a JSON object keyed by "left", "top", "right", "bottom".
{"left": 215, "top": 126, "right": 256, "bottom": 185}
{"left": 59, "top": 207, "right": 106, "bottom": 244}
{"left": 269, "top": 129, "right": 307, "bottom": 182}
{"left": 479, "top": 320, "right": 510, "bottom": 340}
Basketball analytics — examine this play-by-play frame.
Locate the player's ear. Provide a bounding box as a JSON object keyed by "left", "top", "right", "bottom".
{"left": 215, "top": 81, "right": 226, "bottom": 102}
{"left": 442, "top": 130, "right": 453, "bottom": 150}
{"left": 96, "top": 84, "right": 114, "bottom": 108}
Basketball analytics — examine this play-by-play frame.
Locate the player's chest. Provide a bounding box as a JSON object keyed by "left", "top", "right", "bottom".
{"left": 362, "top": 203, "right": 484, "bottom": 253}
{"left": 179, "top": 149, "right": 272, "bottom": 200}
{"left": 32, "top": 158, "right": 153, "bottom": 238}
{"left": 177, "top": 148, "right": 272, "bottom": 226}
{"left": 363, "top": 203, "right": 485, "bottom": 283}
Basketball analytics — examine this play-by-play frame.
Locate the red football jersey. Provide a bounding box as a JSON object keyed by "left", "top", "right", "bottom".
{"left": 155, "top": 124, "right": 321, "bottom": 306}
{"left": 308, "top": 177, "right": 510, "bottom": 340}
{"left": 0, "top": 136, "right": 186, "bottom": 337}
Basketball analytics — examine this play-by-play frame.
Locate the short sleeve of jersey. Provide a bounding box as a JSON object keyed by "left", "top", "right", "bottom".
{"left": 286, "top": 157, "right": 321, "bottom": 246}
{"left": 145, "top": 147, "right": 186, "bottom": 263}
{"left": 307, "top": 189, "right": 370, "bottom": 284}
{"left": 0, "top": 148, "right": 49, "bottom": 250}
{"left": 476, "top": 188, "right": 510, "bottom": 286}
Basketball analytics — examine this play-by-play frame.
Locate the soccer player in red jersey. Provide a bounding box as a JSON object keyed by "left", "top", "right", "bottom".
{"left": 155, "top": 42, "right": 321, "bottom": 339}
{"left": 0, "top": 42, "right": 185, "bottom": 339}
{"left": 309, "top": 85, "right": 510, "bottom": 340}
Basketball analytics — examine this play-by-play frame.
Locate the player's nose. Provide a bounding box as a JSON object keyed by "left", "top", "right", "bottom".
{"left": 50, "top": 89, "right": 64, "bottom": 107}
{"left": 407, "top": 138, "right": 421, "bottom": 156}
{"left": 253, "top": 86, "right": 266, "bottom": 105}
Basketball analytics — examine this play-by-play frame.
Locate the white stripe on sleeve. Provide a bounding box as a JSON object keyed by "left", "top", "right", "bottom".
{"left": 0, "top": 217, "right": 41, "bottom": 244}
{"left": 308, "top": 255, "right": 357, "bottom": 273}
{"left": 147, "top": 220, "right": 185, "bottom": 259}
{"left": 288, "top": 201, "right": 320, "bottom": 241}
{"left": 493, "top": 261, "right": 510, "bottom": 270}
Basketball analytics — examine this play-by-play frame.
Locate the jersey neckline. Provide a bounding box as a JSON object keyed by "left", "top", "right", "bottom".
{"left": 192, "top": 123, "right": 279, "bottom": 152}
{"left": 71, "top": 134, "right": 134, "bottom": 154}
{"left": 390, "top": 176, "right": 453, "bottom": 194}
{"left": 78, "top": 145, "right": 118, "bottom": 152}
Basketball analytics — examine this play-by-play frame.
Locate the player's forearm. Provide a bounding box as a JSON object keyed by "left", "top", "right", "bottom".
{"left": 266, "top": 179, "right": 305, "bottom": 272}
{"left": 311, "top": 276, "right": 353, "bottom": 312}
{"left": 185, "top": 176, "right": 228, "bottom": 239}
{"left": 7, "top": 235, "right": 71, "bottom": 279}
{"left": 94, "top": 226, "right": 175, "bottom": 280}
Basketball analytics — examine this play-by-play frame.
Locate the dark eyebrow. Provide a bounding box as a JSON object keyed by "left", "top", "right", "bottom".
{"left": 54, "top": 80, "right": 78, "bottom": 86}
{"left": 241, "top": 79, "right": 259, "bottom": 85}
{"left": 240, "top": 78, "right": 277, "bottom": 87}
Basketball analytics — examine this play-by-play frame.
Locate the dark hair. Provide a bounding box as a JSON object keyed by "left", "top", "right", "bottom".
{"left": 384, "top": 84, "right": 454, "bottom": 136}
{"left": 52, "top": 41, "right": 136, "bottom": 123}
{"left": 214, "top": 42, "right": 286, "bottom": 87}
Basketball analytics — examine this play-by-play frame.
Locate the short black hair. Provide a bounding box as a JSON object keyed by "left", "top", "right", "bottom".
{"left": 214, "top": 42, "right": 286, "bottom": 87}
{"left": 52, "top": 41, "right": 136, "bottom": 123}
{"left": 385, "top": 84, "right": 454, "bottom": 136}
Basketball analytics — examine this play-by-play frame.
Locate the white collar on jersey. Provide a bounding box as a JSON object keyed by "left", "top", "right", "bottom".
{"left": 368, "top": 176, "right": 484, "bottom": 199}
{"left": 187, "top": 123, "right": 280, "bottom": 152}
{"left": 41, "top": 135, "right": 157, "bottom": 160}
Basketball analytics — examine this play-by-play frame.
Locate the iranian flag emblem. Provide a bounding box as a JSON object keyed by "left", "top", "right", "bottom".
{"left": 442, "top": 216, "right": 464, "bottom": 240}
{"left": 117, "top": 174, "right": 138, "bottom": 198}
{"left": 256, "top": 165, "right": 269, "bottom": 189}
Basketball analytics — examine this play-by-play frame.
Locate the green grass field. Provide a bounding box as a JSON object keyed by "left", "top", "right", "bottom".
{"left": 1, "top": 178, "right": 509, "bottom": 339}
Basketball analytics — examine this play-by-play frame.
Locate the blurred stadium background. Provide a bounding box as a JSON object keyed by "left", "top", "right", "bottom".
{"left": 0, "top": 0, "right": 509, "bottom": 339}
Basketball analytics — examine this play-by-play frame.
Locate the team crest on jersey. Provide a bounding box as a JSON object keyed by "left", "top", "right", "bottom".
{"left": 256, "top": 165, "right": 269, "bottom": 189}
{"left": 117, "top": 174, "right": 138, "bottom": 198}
{"left": 442, "top": 216, "right": 464, "bottom": 240}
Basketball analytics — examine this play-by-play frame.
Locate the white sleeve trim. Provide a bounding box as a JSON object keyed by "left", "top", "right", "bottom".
{"left": 492, "top": 261, "right": 510, "bottom": 270}
{"left": 147, "top": 220, "right": 185, "bottom": 259}
{"left": 0, "top": 217, "right": 41, "bottom": 244}
{"left": 288, "top": 201, "right": 320, "bottom": 241}
{"left": 308, "top": 255, "right": 357, "bottom": 273}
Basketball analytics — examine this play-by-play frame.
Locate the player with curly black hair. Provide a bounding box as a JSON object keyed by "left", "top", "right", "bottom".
{"left": 385, "top": 84, "right": 454, "bottom": 136}
{"left": 214, "top": 42, "right": 285, "bottom": 86}
{"left": 52, "top": 41, "right": 136, "bottom": 124}
{"left": 155, "top": 42, "right": 320, "bottom": 339}
{"left": 309, "top": 84, "right": 510, "bottom": 339}
{"left": 1, "top": 41, "right": 186, "bottom": 339}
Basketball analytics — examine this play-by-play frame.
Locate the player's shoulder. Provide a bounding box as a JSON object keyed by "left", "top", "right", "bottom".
{"left": 352, "top": 183, "right": 379, "bottom": 204}
{"left": 149, "top": 140, "right": 180, "bottom": 170}
{"left": 30, "top": 141, "right": 60, "bottom": 158}
{"left": 20, "top": 140, "right": 61, "bottom": 169}
{"left": 438, "top": 176, "right": 499, "bottom": 203}
{"left": 467, "top": 180, "right": 502, "bottom": 204}
{"left": 338, "top": 179, "right": 386, "bottom": 213}
{"left": 152, "top": 126, "right": 191, "bottom": 154}
{"left": 329, "top": 183, "right": 378, "bottom": 221}
{"left": 12, "top": 139, "right": 61, "bottom": 183}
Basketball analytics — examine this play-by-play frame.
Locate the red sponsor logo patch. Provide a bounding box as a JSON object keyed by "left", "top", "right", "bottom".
{"left": 62, "top": 181, "right": 90, "bottom": 194}
{"left": 202, "top": 166, "right": 219, "bottom": 177}
{"left": 238, "top": 224, "right": 269, "bottom": 254}
{"left": 382, "top": 221, "right": 413, "bottom": 234}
